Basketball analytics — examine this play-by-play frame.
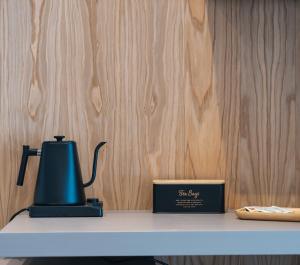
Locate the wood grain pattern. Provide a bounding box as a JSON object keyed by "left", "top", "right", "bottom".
{"left": 167, "top": 256, "right": 300, "bottom": 265}
{"left": 239, "top": 0, "right": 296, "bottom": 207}
{"left": 296, "top": 0, "right": 300, "bottom": 217}
{"left": 0, "top": 0, "right": 299, "bottom": 264}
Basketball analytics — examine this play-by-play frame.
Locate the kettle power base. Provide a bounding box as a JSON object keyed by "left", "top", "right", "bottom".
{"left": 29, "top": 203, "right": 103, "bottom": 218}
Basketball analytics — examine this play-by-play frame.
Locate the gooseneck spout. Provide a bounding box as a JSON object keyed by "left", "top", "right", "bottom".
{"left": 83, "top": 142, "right": 106, "bottom": 188}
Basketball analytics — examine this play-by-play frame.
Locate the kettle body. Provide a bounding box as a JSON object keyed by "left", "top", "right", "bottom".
{"left": 17, "top": 136, "right": 106, "bottom": 206}
{"left": 34, "top": 140, "right": 86, "bottom": 205}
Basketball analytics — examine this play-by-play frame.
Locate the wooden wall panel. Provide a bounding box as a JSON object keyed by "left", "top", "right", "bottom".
{"left": 239, "top": 0, "right": 297, "bottom": 206}
{"left": 0, "top": 0, "right": 33, "bottom": 224}
{"left": 92, "top": 0, "right": 187, "bottom": 209}
{"left": 186, "top": 0, "right": 242, "bottom": 208}
{"left": 296, "top": 0, "right": 300, "bottom": 215}
{"left": 0, "top": 0, "right": 299, "bottom": 264}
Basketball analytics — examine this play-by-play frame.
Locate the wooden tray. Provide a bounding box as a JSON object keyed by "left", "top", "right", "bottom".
{"left": 235, "top": 208, "right": 300, "bottom": 222}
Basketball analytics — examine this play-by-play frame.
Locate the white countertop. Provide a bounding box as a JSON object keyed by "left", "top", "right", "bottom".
{"left": 1, "top": 211, "right": 300, "bottom": 257}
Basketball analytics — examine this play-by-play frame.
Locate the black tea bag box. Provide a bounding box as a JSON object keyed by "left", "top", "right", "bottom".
{"left": 153, "top": 180, "right": 225, "bottom": 213}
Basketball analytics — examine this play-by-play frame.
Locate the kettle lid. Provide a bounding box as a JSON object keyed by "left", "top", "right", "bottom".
{"left": 43, "top": 136, "right": 75, "bottom": 144}
{"left": 53, "top": 135, "right": 65, "bottom": 142}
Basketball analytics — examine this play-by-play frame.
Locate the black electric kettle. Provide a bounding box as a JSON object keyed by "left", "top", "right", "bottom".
{"left": 17, "top": 136, "right": 106, "bottom": 206}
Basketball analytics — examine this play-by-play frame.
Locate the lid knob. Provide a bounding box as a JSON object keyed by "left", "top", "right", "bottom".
{"left": 54, "top": 136, "right": 65, "bottom": 142}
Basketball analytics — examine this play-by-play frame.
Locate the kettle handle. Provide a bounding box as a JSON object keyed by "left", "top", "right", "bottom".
{"left": 83, "top": 142, "right": 106, "bottom": 188}
{"left": 17, "top": 145, "right": 39, "bottom": 186}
